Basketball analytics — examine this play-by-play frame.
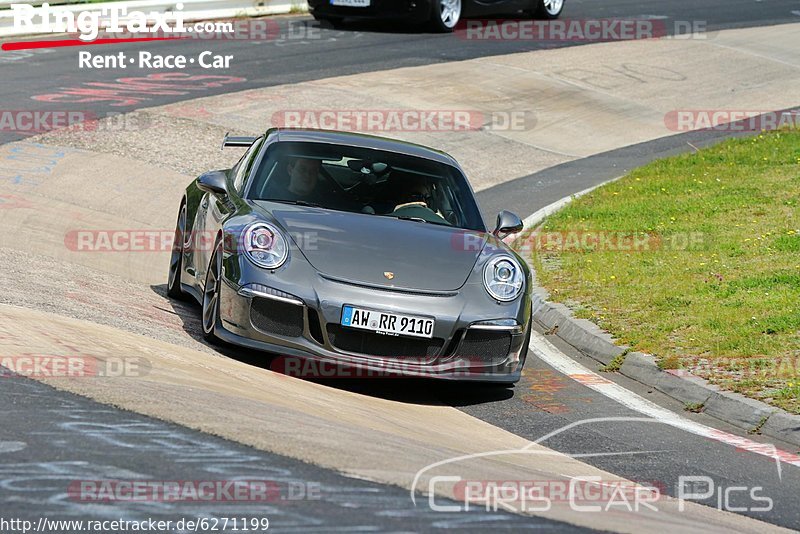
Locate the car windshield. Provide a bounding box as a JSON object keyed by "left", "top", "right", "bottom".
{"left": 247, "top": 141, "right": 486, "bottom": 231}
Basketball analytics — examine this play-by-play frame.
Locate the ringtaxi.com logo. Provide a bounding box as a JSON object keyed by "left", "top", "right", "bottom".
{"left": 8, "top": 6, "right": 324, "bottom": 44}
{"left": 11, "top": 2, "right": 216, "bottom": 42}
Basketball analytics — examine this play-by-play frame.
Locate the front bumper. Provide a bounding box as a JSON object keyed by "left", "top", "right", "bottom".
{"left": 307, "top": 0, "right": 433, "bottom": 23}
{"left": 215, "top": 254, "right": 530, "bottom": 383}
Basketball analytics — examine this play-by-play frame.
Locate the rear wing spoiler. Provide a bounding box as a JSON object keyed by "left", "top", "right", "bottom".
{"left": 222, "top": 133, "right": 257, "bottom": 149}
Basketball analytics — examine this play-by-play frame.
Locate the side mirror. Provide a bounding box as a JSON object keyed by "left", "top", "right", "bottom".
{"left": 196, "top": 170, "right": 228, "bottom": 196}
{"left": 493, "top": 210, "right": 524, "bottom": 238}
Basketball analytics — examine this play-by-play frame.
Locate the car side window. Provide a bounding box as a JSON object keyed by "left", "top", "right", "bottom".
{"left": 233, "top": 136, "right": 264, "bottom": 193}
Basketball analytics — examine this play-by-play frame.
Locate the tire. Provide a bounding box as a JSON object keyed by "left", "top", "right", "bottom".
{"left": 167, "top": 204, "right": 187, "bottom": 299}
{"left": 201, "top": 240, "right": 223, "bottom": 344}
{"left": 533, "top": 0, "right": 563, "bottom": 19}
{"left": 518, "top": 317, "right": 532, "bottom": 365}
{"left": 429, "top": 0, "right": 461, "bottom": 32}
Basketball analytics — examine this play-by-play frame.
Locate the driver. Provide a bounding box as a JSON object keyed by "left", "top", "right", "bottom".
{"left": 274, "top": 156, "right": 356, "bottom": 210}
{"left": 286, "top": 157, "right": 322, "bottom": 199}
{"left": 266, "top": 157, "right": 329, "bottom": 206}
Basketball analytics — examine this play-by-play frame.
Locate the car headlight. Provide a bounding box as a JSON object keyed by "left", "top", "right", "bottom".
{"left": 483, "top": 256, "right": 524, "bottom": 302}
{"left": 243, "top": 222, "right": 288, "bottom": 269}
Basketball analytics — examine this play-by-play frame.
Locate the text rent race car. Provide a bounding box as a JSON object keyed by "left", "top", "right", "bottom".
{"left": 167, "top": 129, "right": 532, "bottom": 383}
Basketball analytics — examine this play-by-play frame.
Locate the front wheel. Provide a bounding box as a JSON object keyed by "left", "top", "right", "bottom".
{"left": 533, "top": 0, "right": 564, "bottom": 19}
{"left": 167, "top": 204, "right": 187, "bottom": 299}
{"left": 430, "top": 0, "right": 461, "bottom": 32}
{"left": 201, "top": 241, "right": 223, "bottom": 344}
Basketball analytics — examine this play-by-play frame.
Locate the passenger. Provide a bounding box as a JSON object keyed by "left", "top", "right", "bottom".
{"left": 389, "top": 176, "right": 449, "bottom": 225}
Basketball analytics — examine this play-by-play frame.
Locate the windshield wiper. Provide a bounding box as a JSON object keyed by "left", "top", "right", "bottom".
{"left": 386, "top": 215, "right": 452, "bottom": 226}
{"left": 390, "top": 215, "right": 428, "bottom": 223}
{"left": 268, "top": 199, "right": 323, "bottom": 208}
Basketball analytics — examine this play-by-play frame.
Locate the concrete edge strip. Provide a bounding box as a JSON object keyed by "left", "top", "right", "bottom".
{"left": 509, "top": 172, "right": 800, "bottom": 450}
{"left": 529, "top": 329, "right": 800, "bottom": 471}
{"left": 520, "top": 178, "right": 623, "bottom": 229}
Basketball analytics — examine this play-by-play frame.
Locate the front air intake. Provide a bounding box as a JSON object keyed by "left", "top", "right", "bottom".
{"left": 452, "top": 330, "right": 512, "bottom": 364}
{"left": 250, "top": 297, "right": 304, "bottom": 338}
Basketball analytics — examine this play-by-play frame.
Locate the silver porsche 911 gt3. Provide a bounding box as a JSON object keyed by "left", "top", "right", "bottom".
{"left": 167, "top": 129, "right": 532, "bottom": 383}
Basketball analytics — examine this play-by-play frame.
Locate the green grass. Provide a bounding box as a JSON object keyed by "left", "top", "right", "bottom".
{"left": 684, "top": 402, "right": 705, "bottom": 413}
{"left": 599, "top": 350, "right": 629, "bottom": 373}
{"left": 521, "top": 129, "right": 800, "bottom": 413}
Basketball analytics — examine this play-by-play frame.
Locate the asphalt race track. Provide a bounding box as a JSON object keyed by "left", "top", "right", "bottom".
{"left": 2, "top": 377, "right": 577, "bottom": 532}
{"left": 2, "top": 0, "right": 800, "bottom": 147}
{"left": 2, "top": 0, "right": 800, "bottom": 532}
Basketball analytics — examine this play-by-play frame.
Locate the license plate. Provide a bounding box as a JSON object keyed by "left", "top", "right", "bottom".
{"left": 341, "top": 305, "right": 434, "bottom": 339}
{"left": 330, "top": 0, "right": 370, "bottom": 6}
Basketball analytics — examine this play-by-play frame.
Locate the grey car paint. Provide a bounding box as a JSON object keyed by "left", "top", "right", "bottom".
{"left": 169, "top": 128, "right": 532, "bottom": 383}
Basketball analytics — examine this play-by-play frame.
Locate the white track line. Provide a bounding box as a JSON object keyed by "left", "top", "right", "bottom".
{"left": 527, "top": 331, "right": 800, "bottom": 477}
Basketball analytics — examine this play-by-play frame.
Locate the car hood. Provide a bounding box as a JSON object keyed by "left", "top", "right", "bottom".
{"left": 253, "top": 202, "right": 488, "bottom": 291}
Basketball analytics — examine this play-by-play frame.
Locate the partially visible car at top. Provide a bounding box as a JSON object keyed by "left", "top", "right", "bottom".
{"left": 168, "top": 129, "right": 532, "bottom": 384}
{"left": 308, "top": 0, "right": 564, "bottom": 32}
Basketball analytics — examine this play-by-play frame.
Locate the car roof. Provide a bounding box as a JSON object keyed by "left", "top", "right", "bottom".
{"left": 267, "top": 128, "right": 460, "bottom": 167}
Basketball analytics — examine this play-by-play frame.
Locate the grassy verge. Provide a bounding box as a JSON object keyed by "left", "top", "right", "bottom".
{"left": 523, "top": 129, "right": 800, "bottom": 413}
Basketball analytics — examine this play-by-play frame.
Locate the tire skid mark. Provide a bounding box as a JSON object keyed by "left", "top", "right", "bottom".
{"left": 0, "top": 142, "right": 74, "bottom": 187}
{"left": 32, "top": 73, "right": 247, "bottom": 107}
{"left": 521, "top": 368, "right": 595, "bottom": 413}
{"left": 531, "top": 331, "right": 800, "bottom": 474}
